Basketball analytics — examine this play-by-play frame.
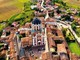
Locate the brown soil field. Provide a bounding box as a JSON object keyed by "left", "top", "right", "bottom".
{"left": 0, "top": 0, "right": 22, "bottom": 21}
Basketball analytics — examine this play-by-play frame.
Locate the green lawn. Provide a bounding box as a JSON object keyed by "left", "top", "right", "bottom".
{"left": 0, "top": 43, "right": 4, "bottom": 48}
{"left": 68, "top": 42, "right": 80, "bottom": 56}
{"left": 0, "top": 43, "right": 4, "bottom": 46}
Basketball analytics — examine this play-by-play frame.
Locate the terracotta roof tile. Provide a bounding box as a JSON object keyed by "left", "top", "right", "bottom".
{"left": 57, "top": 44, "right": 67, "bottom": 53}
{"left": 42, "top": 52, "right": 53, "bottom": 60}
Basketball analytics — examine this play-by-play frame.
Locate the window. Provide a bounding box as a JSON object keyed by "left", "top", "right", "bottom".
{"left": 34, "top": 38, "right": 36, "bottom": 44}
{"left": 42, "top": 37, "right": 44, "bottom": 44}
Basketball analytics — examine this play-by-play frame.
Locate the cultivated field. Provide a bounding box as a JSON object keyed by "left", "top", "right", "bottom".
{"left": 0, "top": 0, "right": 23, "bottom": 21}
{"left": 63, "top": 0, "right": 80, "bottom": 9}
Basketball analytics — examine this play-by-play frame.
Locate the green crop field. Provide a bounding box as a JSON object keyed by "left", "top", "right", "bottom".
{"left": 18, "top": 0, "right": 30, "bottom": 2}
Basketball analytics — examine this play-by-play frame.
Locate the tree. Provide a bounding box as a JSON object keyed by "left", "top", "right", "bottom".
{"left": 0, "top": 30, "right": 2, "bottom": 36}
{"left": 78, "top": 12, "right": 80, "bottom": 17}
{"left": 49, "top": 11, "right": 54, "bottom": 17}
{"left": 62, "top": 28, "right": 67, "bottom": 36}
{"left": 72, "top": 24, "right": 76, "bottom": 30}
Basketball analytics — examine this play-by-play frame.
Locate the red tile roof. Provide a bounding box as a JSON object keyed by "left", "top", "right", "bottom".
{"left": 57, "top": 44, "right": 67, "bottom": 53}
{"left": 42, "top": 52, "right": 53, "bottom": 60}
{"left": 21, "top": 37, "right": 32, "bottom": 47}
{"left": 48, "top": 37, "right": 56, "bottom": 48}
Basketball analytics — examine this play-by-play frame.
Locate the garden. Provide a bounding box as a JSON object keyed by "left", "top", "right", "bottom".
{"left": 62, "top": 28, "right": 80, "bottom": 56}
{"left": 68, "top": 42, "right": 80, "bottom": 56}
{"left": 63, "top": 28, "right": 75, "bottom": 41}
{"left": 71, "top": 21, "right": 80, "bottom": 37}
{"left": 75, "top": 27, "right": 80, "bottom": 37}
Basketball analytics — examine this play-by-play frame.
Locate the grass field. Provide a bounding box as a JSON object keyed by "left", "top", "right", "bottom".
{"left": 63, "top": 0, "right": 80, "bottom": 9}
{"left": 68, "top": 42, "right": 80, "bottom": 56}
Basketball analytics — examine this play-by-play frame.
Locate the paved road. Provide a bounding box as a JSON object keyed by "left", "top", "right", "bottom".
{"left": 41, "top": 0, "right": 46, "bottom": 10}
{"left": 44, "top": 28, "right": 49, "bottom": 52}
{"left": 45, "top": 11, "right": 49, "bottom": 20}
{"left": 13, "top": 33, "right": 21, "bottom": 56}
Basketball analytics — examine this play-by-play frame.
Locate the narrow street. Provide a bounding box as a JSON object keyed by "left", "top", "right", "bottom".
{"left": 41, "top": 0, "right": 46, "bottom": 10}
{"left": 44, "top": 28, "right": 49, "bottom": 52}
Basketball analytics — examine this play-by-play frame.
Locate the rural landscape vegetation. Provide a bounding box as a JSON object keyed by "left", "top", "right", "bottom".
{"left": 0, "top": 0, "right": 80, "bottom": 60}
